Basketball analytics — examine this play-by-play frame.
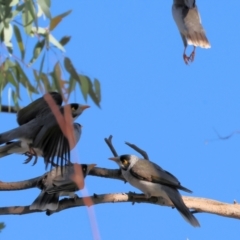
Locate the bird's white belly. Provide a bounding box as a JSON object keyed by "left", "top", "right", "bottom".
{"left": 122, "top": 171, "right": 170, "bottom": 200}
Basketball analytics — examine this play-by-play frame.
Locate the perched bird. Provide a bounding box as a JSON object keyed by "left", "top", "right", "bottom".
{"left": 172, "top": 0, "right": 210, "bottom": 64}
{"left": 0, "top": 92, "right": 89, "bottom": 168}
{"left": 30, "top": 163, "right": 96, "bottom": 211}
{"left": 109, "top": 154, "right": 200, "bottom": 227}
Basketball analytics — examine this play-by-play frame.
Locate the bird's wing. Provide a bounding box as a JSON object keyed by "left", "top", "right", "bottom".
{"left": 45, "top": 165, "right": 78, "bottom": 194}
{"left": 130, "top": 160, "right": 192, "bottom": 193}
{"left": 184, "top": 0, "right": 195, "bottom": 8}
{"left": 17, "top": 92, "right": 62, "bottom": 125}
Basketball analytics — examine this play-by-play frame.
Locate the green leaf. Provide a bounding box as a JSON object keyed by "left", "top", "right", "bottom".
{"left": 64, "top": 57, "right": 79, "bottom": 80}
{"left": 13, "top": 24, "right": 25, "bottom": 59}
{"left": 86, "top": 77, "right": 101, "bottom": 107}
{"left": 37, "top": 0, "right": 51, "bottom": 19}
{"left": 28, "top": 39, "right": 45, "bottom": 66}
{"left": 3, "top": 23, "right": 13, "bottom": 43}
{"left": 5, "top": 41, "right": 13, "bottom": 54}
{"left": 48, "top": 34, "right": 65, "bottom": 52}
{"left": 94, "top": 78, "right": 101, "bottom": 102}
{"left": 40, "top": 73, "right": 51, "bottom": 91}
{"left": 33, "top": 69, "right": 41, "bottom": 89}
{"left": 49, "top": 9, "right": 72, "bottom": 31}
{"left": 22, "top": 2, "right": 33, "bottom": 34}
{"left": 10, "top": 0, "right": 19, "bottom": 6}
{"left": 10, "top": 3, "right": 25, "bottom": 22}
{"left": 0, "top": 222, "right": 5, "bottom": 232}
{"left": 11, "top": 90, "right": 20, "bottom": 109}
{"left": 68, "top": 76, "right": 76, "bottom": 94}
{"left": 7, "top": 71, "right": 18, "bottom": 88}
{"left": 15, "top": 62, "right": 38, "bottom": 93}
{"left": 5, "top": 58, "right": 16, "bottom": 68}
{"left": 0, "top": 73, "right": 7, "bottom": 92}
{"left": 39, "top": 52, "right": 45, "bottom": 74}
{"left": 26, "top": 0, "right": 38, "bottom": 29}
{"left": 51, "top": 62, "right": 63, "bottom": 93}
{"left": 78, "top": 75, "right": 89, "bottom": 102}
{"left": 59, "top": 35, "right": 71, "bottom": 46}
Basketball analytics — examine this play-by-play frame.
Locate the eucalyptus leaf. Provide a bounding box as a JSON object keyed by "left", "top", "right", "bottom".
{"left": 59, "top": 36, "right": 71, "bottom": 46}
{"left": 37, "top": 0, "right": 51, "bottom": 19}
{"left": 49, "top": 34, "right": 65, "bottom": 52}
{"left": 13, "top": 24, "right": 25, "bottom": 59}
{"left": 28, "top": 39, "right": 45, "bottom": 66}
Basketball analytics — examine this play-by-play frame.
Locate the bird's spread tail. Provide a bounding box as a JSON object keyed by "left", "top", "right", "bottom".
{"left": 186, "top": 31, "right": 211, "bottom": 49}
{"left": 166, "top": 187, "right": 200, "bottom": 227}
{"left": 30, "top": 191, "right": 59, "bottom": 211}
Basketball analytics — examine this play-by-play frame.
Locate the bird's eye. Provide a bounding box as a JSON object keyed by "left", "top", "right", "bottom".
{"left": 72, "top": 106, "right": 77, "bottom": 111}
{"left": 122, "top": 159, "right": 128, "bottom": 165}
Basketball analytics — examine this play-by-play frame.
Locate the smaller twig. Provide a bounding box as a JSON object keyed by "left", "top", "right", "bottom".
{"left": 214, "top": 128, "right": 240, "bottom": 140}
{"left": 104, "top": 135, "right": 118, "bottom": 157}
{"left": 125, "top": 141, "right": 149, "bottom": 160}
{"left": 89, "top": 167, "right": 123, "bottom": 181}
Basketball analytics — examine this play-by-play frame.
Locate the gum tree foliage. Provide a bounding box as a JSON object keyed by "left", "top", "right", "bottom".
{"left": 0, "top": 0, "right": 101, "bottom": 109}
{"left": 0, "top": 0, "right": 101, "bottom": 231}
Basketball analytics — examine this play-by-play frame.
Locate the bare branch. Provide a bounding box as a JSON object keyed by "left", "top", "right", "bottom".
{"left": 0, "top": 105, "right": 18, "bottom": 113}
{"left": 0, "top": 167, "right": 124, "bottom": 191}
{"left": 89, "top": 167, "right": 123, "bottom": 181}
{"left": 0, "top": 193, "right": 240, "bottom": 222}
{"left": 125, "top": 141, "right": 149, "bottom": 160}
{"left": 0, "top": 177, "right": 39, "bottom": 191}
{"left": 104, "top": 135, "right": 118, "bottom": 157}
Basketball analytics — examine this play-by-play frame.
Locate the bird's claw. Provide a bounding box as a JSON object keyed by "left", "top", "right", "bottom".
{"left": 183, "top": 51, "right": 195, "bottom": 64}
{"left": 23, "top": 147, "right": 38, "bottom": 166}
{"left": 183, "top": 54, "right": 191, "bottom": 65}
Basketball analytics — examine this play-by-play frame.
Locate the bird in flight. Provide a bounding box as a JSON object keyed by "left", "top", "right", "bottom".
{"left": 172, "top": 0, "right": 211, "bottom": 64}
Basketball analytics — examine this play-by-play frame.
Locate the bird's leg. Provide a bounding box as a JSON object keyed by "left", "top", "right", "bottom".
{"left": 23, "top": 152, "right": 33, "bottom": 164}
{"left": 189, "top": 46, "right": 196, "bottom": 62}
{"left": 23, "top": 146, "right": 38, "bottom": 165}
{"left": 183, "top": 47, "right": 191, "bottom": 65}
{"left": 31, "top": 148, "right": 38, "bottom": 166}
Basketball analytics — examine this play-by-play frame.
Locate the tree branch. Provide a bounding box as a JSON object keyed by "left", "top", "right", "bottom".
{"left": 0, "top": 167, "right": 124, "bottom": 191}
{"left": 0, "top": 105, "right": 18, "bottom": 113}
{"left": 104, "top": 135, "right": 118, "bottom": 157}
{"left": 0, "top": 177, "right": 39, "bottom": 190}
{"left": 125, "top": 141, "right": 149, "bottom": 160}
{"left": 0, "top": 193, "right": 240, "bottom": 221}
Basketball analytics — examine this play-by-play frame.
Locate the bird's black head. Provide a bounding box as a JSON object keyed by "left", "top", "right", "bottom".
{"left": 81, "top": 164, "right": 88, "bottom": 177}
{"left": 119, "top": 155, "right": 131, "bottom": 170}
{"left": 70, "top": 103, "right": 79, "bottom": 111}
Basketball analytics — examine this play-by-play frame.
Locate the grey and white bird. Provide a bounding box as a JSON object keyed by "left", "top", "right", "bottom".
{"left": 30, "top": 163, "right": 96, "bottom": 211}
{"left": 172, "top": 0, "right": 210, "bottom": 64}
{"left": 0, "top": 92, "right": 89, "bottom": 168}
{"left": 109, "top": 154, "right": 200, "bottom": 227}
{"left": 0, "top": 123, "right": 82, "bottom": 164}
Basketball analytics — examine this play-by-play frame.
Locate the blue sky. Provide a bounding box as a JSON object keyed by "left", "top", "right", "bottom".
{"left": 1, "top": 1, "right": 240, "bottom": 239}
